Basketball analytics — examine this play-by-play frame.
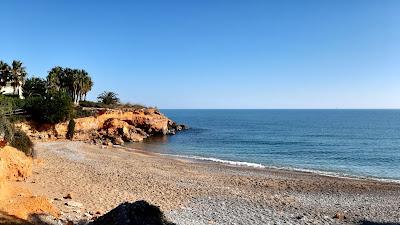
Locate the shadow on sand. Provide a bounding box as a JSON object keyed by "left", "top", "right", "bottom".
{"left": 0, "top": 211, "right": 62, "bottom": 225}
{"left": 1, "top": 200, "right": 175, "bottom": 225}
{"left": 0, "top": 211, "right": 33, "bottom": 225}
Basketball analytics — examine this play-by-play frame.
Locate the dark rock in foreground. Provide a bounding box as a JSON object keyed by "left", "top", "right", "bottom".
{"left": 89, "top": 201, "right": 176, "bottom": 225}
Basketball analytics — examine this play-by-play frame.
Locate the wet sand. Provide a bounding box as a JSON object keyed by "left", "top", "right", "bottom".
{"left": 23, "top": 141, "right": 400, "bottom": 225}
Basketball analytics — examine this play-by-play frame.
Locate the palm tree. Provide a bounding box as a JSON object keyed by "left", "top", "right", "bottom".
{"left": 69, "top": 69, "right": 79, "bottom": 104}
{"left": 10, "top": 60, "right": 27, "bottom": 96}
{"left": 82, "top": 75, "right": 93, "bottom": 101}
{"left": 47, "top": 66, "right": 64, "bottom": 92}
{"left": 0, "top": 61, "right": 11, "bottom": 89}
{"left": 46, "top": 66, "right": 94, "bottom": 105}
{"left": 97, "top": 91, "right": 120, "bottom": 105}
{"left": 69, "top": 69, "right": 85, "bottom": 104}
{"left": 22, "top": 77, "right": 47, "bottom": 98}
{"left": 79, "top": 70, "right": 93, "bottom": 102}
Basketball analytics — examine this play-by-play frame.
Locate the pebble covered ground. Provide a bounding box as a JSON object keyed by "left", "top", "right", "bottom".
{"left": 22, "top": 141, "right": 400, "bottom": 225}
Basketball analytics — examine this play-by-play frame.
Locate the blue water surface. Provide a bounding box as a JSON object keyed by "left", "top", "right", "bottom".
{"left": 127, "top": 110, "right": 400, "bottom": 181}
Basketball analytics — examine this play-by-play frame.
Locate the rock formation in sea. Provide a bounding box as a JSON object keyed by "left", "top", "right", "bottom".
{"left": 15, "top": 108, "right": 187, "bottom": 145}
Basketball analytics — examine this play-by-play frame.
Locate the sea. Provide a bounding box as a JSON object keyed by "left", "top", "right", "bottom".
{"left": 126, "top": 109, "right": 400, "bottom": 182}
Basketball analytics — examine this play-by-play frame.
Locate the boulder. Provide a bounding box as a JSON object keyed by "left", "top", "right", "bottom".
{"left": 103, "top": 139, "right": 113, "bottom": 146}
{"left": 113, "top": 137, "right": 124, "bottom": 145}
{"left": 103, "top": 118, "right": 131, "bottom": 131}
{"left": 167, "top": 121, "right": 188, "bottom": 135}
{"left": 89, "top": 201, "right": 176, "bottom": 225}
{"left": 127, "top": 133, "right": 145, "bottom": 142}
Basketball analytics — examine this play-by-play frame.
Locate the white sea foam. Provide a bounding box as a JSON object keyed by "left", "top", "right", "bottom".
{"left": 159, "top": 153, "right": 400, "bottom": 184}
{"left": 159, "top": 154, "right": 266, "bottom": 168}
{"left": 120, "top": 144, "right": 400, "bottom": 184}
{"left": 281, "top": 167, "right": 400, "bottom": 184}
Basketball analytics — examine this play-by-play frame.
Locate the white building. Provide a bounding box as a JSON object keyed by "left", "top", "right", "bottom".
{"left": 0, "top": 82, "right": 24, "bottom": 99}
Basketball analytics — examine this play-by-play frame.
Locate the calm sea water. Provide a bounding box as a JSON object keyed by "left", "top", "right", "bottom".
{"left": 127, "top": 110, "right": 400, "bottom": 181}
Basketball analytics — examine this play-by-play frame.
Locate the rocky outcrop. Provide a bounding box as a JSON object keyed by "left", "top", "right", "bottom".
{"left": 16, "top": 108, "right": 187, "bottom": 146}
{"left": 95, "top": 118, "right": 149, "bottom": 145}
{"left": 89, "top": 201, "right": 176, "bottom": 225}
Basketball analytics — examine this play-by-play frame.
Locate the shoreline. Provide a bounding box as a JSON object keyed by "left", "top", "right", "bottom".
{"left": 115, "top": 144, "right": 400, "bottom": 185}
{"left": 25, "top": 141, "right": 400, "bottom": 225}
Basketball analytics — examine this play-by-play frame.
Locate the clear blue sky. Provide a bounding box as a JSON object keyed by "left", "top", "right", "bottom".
{"left": 1, "top": 0, "right": 399, "bottom": 109}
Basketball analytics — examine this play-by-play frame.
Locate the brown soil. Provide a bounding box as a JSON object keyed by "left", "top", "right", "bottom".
{"left": 0, "top": 146, "right": 58, "bottom": 223}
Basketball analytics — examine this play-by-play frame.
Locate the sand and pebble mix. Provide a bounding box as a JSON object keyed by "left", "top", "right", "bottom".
{"left": 22, "top": 141, "right": 400, "bottom": 225}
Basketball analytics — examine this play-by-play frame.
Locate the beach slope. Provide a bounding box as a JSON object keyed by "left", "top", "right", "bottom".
{"left": 24, "top": 141, "right": 400, "bottom": 225}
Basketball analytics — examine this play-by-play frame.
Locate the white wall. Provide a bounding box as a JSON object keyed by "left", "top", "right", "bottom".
{"left": 0, "top": 83, "right": 24, "bottom": 99}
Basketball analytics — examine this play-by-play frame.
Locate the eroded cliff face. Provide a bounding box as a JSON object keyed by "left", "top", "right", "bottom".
{"left": 16, "top": 108, "right": 186, "bottom": 145}
{"left": 0, "top": 146, "right": 32, "bottom": 182}
{"left": 0, "top": 146, "right": 58, "bottom": 220}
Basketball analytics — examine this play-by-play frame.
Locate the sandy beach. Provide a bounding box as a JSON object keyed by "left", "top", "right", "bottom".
{"left": 21, "top": 141, "right": 400, "bottom": 225}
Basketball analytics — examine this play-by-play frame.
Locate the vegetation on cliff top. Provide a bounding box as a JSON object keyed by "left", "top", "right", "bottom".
{"left": 0, "top": 60, "right": 27, "bottom": 95}
{"left": 24, "top": 91, "right": 74, "bottom": 124}
{"left": 98, "top": 91, "right": 120, "bottom": 105}
{"left": 1, "top": 59, "right": 147, "bottom": 125}
{"left": 22, "top": 77, "right": 47, "bottom": 98}
{"left": 47, "top": 66, "right": 93, "bottom": 105}
{"left": 1, "top": 59, "right": 154, "bottom": 150}
{"left": 0, "top": 115, "right": 33, "bottom": 156}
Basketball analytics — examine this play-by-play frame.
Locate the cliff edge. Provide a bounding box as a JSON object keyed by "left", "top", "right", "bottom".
{"left": 16, "top": 108, "right": 186, "bottom": 145}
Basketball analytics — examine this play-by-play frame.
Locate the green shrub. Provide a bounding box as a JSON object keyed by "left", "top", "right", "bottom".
{"left": 0, "top": 94, "right": 25, "bottom": 115}
{"left": 0, "top": 115, "right": 14, "bottom": 143}
{"left": 66, "top": 119, "right": 76, "bottom": 140}
{"left": 8, "top": 115, "right": 26, "bottom": 123}
{"left": 74, "top": 107, "right": 97, "bottom": 118}
{"left": 79, "top": 100, "right": 146, "bottom": 110}
{"left": 10, "top": 129, "right": 34, "bottom": 157}
{"left": 79, "top": 100, "right": 108, "bottom": 108}
{"left": 97, "top": 91, "right": 120, "bottom": 105}
{"left": 121, "top": 103, "right": 146, "bottom": 110}
{"left": 22, "top": 77, "right": 47, "bottom": 98}
{"left": 0, "top": 95, "right": 27, "bottom": 122}
{"left": 0, "top": 116, "right": 33, "bottom": 157}
{"left": 24, "top": 91, "right": 74, "bottom": 124}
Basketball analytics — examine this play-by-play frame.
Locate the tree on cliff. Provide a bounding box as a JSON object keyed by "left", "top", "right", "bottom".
{"left": 10, "top": 60, "right": 27, "bottom": 95}
{"left": 24, "top": 91, "right": 74, "bottom": 124}
{"left": 47, "top": 66, "right": 63, "bottom": 91}
{"left": 0, "top": 61, "right": 11, "bottom": 89}
{"left": 46, "top": 66, "right": 93, "bottom": 105}
{"left": 0, "top": 60, "right": 27, "bottom": 95}
{"left": 97, "top": 91, "right": 120, "bottom": 105}
{"left": 22, "top": 77, "right": 47, "bottom": 98}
